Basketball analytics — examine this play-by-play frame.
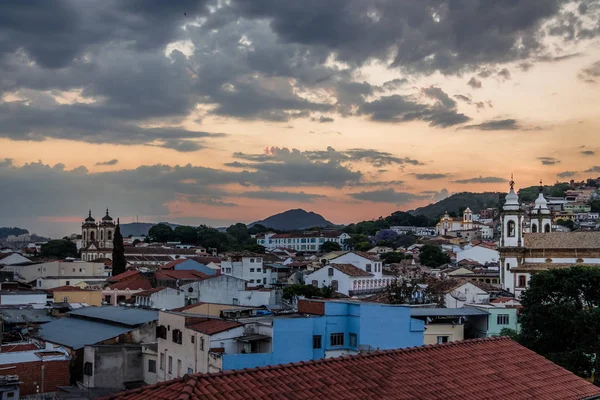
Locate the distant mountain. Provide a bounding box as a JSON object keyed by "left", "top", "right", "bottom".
{"left": 0, "top": 227, "right": 29, "bottom": 239}
{"left": 409, "top": 192, "right": 505, "bottom": 219}
{"left": 119, "top": 222, "right": 180, "bottom": 237}
{"left": 249, "top": 209, "right": 334, "bottom": 231}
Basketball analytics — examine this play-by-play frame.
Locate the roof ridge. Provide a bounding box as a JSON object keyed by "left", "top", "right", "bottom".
{"left": 187, "top": 337, "right": 512, "bottom": 380}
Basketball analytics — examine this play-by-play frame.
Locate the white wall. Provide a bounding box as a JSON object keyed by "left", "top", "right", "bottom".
{"left": 328, "top": 253, "right": 383, "bottom": 278}
{"left": 444, "top": 282, "right": 489, "bottom": 308}
{"left": 136, "top": 288, "right": 185, "bottom": 310}
{"left": 457, "top": 246, "right": 499, "bottom": 264}
{"left": 304, "top": 266, "right": 352, "bottom": 295}
{"left": 181, "top": 275, "right": 275, "bottom": 307}
{"left": 0, "top": 292, "right": 48, "bottom": 305}
{"left": 221, "top": 257, "right": 271, "bottom": 287}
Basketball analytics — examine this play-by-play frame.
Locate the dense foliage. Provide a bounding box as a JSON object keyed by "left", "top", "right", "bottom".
{"left": 112, "top": 224, "right": 126, "bottom": 275}
{"left": 409, "top": 192, "right": 504, "bottom": 219}
{"left": 282, "top": 284, "right": 332, "bottom": 300}
{"left": 380, "top": 251, "right": 412, "bottom": 264}
{"left": 519, "top": 267, "right": 600, "bottom": 383}
{"left": 321, "top": 241, "right": 342, "bottom": 252}
{"left": 40, "top": 239, "right": 77, "bottom": 259}
{"left": 518, "top": 182, "right": 569, "bottom": 202}
{"left": 418, "top": 244, "right": 451, "bottom": 268}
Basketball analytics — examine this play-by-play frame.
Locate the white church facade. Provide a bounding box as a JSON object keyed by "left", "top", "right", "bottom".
{"left": 499, "top": 178, "right": 600, "bottom": 298}
{"left": 80, "top": 209, "right": 117, "bottom": 261}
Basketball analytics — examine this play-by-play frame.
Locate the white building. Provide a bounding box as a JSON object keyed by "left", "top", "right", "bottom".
{"left": 134, "top": 287, "right": 186, "bottom": 310}
{"left": 156, "top": 311, "right": 244, "bottom": 381}
{"left": 256, "top": 231, "right": 350, "bottom": 252}
{"left": 304, "top": 263, "right": 394, "bottom": 296}
{"left": 220, "top": 252, "right": 273, "bottom": 288}
{"left": 181, "top": 275, "right": 280, "bottom": 307}
{"left": 81, "top": 209, "right": 116, "bottom": 261}
{"left": 456, "top": 244, "right": 499, "bottom": 265}
{"left": 0, "top": 291, "right": 48, "bottom": 306}
{"left": 0, "top": 253, "right": 31, "bottom": 266}
{"left": 433, "top": 281, "right": 491, "bottom": 308}
{"left": 5, "top": 260, "right": 106, "bottom": 283}
{"left": 390, "top": 226, "right": 436, "bottom": 237}
{"left": 326, "top": 251, "right": 383, "bottom": 277}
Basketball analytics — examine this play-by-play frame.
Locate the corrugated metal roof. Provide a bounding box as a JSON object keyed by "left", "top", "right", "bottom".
{"left": 410, "top": 307, "right": 489, "bottom": 317}
{"left": 68, "top": 306, "right": 158, "bottom": 326}
{"left": 0, "top": 308, "right": 55, "bottom": 324}
{"left": 37, "top": 318, "right": 132, "bottom": 350}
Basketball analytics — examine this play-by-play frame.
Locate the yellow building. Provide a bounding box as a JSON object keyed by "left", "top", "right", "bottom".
{"left": 49, "top": 286, "right": 103, "bottom": 306}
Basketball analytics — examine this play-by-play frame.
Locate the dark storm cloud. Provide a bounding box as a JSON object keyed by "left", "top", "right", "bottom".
{"left": 557, "top": 171, "right": 578, "bottom": 178}
{"left": 537, "top": 157, "right": 561, "bottom": 165}
{"left": 96, "top": 159, "right": 118, "bottom": 166}
{"left": 358, "top": 90, "right": 470, "bottom": 127}
{"left": 240, "top": 191, "right": 326, "bottom": 202}
{"left": 460, "top": 119, "right": 521, "bottom": 131}
{"left": 454, "top": 176, "right": 507, "bottom": 184}
{"left": 414, "top": 173, "right": 449, "bottom": 180}
{"left": 232, "top": 0, "right": 564, "bottom": 74}
{"left": 578, "top": 60, "right": 600, "bottom": 83}
{"left": 467, "top": 77, "right": 483, "bottom": 89}
{"left": 348, "top": 188, "right": 427, "bottom": 204}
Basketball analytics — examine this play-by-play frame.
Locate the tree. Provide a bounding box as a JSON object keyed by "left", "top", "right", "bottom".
{"left": 589, "top": 199, "right": 600, "bottom": 213}
{"left": 40, "top": 239, "right": 77, "bottom": 259}
{"left": 556, "top": 218, "right": 575, "bottom": 230}
{"left": 148, "top": 223, "right": 174, "bottom": 243}
{"left": 345, "top": 234, "right": 372, "bottom": 251}
{"left": 394, "top": 233, "right": 417, "bottom": 249}
{"left": 244, "top": 243, "right": 266, "bottom": 254}
{"left": 132, "top": 239, "right": 141, "bottom": 246}
{"left": 321, "top": 241, "right": 341, "bottom": 253}
{"left": 519, "top": 267, "right": 600, "bottom": 383}
{"left": 173, "top": 225, "right": 198, "bottom": 244}
{"left": 226, "top": 223, "right": 250, "bottom": 245}
{"left": 387, "top": 278, "right": 418, "bottom": 304}
{"left": 380, "top": 252, "right": 406, "bottom": 264}
{"left": 112, "top": 222, "right": 126, "bottom": 276}
{"left": 419, "top": 244, "right": 451, "bottom": 268}
{"left": 375, "top": 229, "right": 398, "bottom": 246}
{"left": 282, "top": 284, "right": 324, "bottom": 300}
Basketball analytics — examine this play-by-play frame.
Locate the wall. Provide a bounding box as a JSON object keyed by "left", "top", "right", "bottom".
{"left": 135, "top": 288, "right": 185, "bottom": 310}
{"left": 7, "top": 359, "right": 70, "bottom": 396}
{"left": 173, "top": 260, "right": 217, "bottom": 276}
{"left": 484, "top": 308, "right": 520, "bottom": 336}
{"left": 0, "top": 293, "right": 47, "bottom": 305}
{"left": 179, "top": 303, "right": 255, "bottom": 317}
{"left": 37, "top": 277, "right": 106, "bottom": 290}
{"left": 83, "top": 345, "right": 144, "bottom": 389}
{"left": 423, "top": 324, "right": 464, "bottom": 345}
{"left": 53, "top": 290, "right": 103, "bottom": 306}
{"left": 457, "top": 246, "right": 499, "bottom": 264}
{"left": 182, "top": 275, "right": 274, "bottom": 307}
{"left": 443, "top": 282, "right": 489, "bottom": 308}
{"left": 329, "top": 253, "right": 382, "bottom": 278}
{"left": 12, "top": 261, "right": 106, "bottom": 283}
{"left": 142, "top": 345, "right": 158, "bottom": 385}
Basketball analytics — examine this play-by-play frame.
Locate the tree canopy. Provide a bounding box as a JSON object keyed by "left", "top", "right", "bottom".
{"left": 112, "top": 224, "right": 126, "bottom": 275}
{"left": 321, "top": 241, "right": 341, "bottom": 253}
{"left": 419, "top": 244, "right": 450, "bottom": 268}
{"left": 148, "top": 223, "right": 174, "bottom": 243}
{"left": 519, "top": 267, "right": 600, "bottom": 383}
{"left": 40, "top": 239, "right": 77, "bottom": 259}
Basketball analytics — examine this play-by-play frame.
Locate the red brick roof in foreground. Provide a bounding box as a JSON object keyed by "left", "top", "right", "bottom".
{"left": 100, "top": 337, "right": 600, "bottom": 400}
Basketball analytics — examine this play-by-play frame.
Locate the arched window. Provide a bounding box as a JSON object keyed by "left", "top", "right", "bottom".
{"left": 90, "top": 231, "right": 95, "bottom": 241}
{"left": 100, "top": 230, "right": 104, "bottom": 241}
{"left": 544, "top": 223, "right": 551, "bottom": 233}
{"left": 531, "top": 224, "right": 537, "bottom": 233}
{"left": 108, "top": 230, "right": 112, "bottom": 240}
{"left": 518, "top": 275, "right": 527, "bottom": 287}
{"left": 83, "top": 231, "right": 87, "bottom": 241}
{"left": 507, "top": 220, "right": 516, "bottom": 237}
{"left": 331, "top": 280, "right": 339, "bottom": 291}
{"left": 311, "top": 280, "right": 318, "bottom": 287}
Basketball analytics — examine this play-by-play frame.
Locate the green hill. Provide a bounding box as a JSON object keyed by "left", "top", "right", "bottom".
{"left": 409, "top": 192, "right": 505, "bottom": 219}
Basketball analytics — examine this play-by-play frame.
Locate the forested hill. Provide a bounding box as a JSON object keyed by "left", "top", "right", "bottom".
{"left": 409, "top": 192, "right": 505, "bottom": 219}
{"left": 0, "top": 227, "right": 29, "bottom": 239}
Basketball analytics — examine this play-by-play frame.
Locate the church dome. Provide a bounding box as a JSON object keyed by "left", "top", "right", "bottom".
{"left": 102, "top": 208, "right": 113, "bottom": 221}
{"left": 503, "top": 177, "right": 520, "bottom": 211}
{"left": 533, "top": 189, "right": 550, "bottom": 215}
{"left": 85, "top": 210, "right": 95, "bottom": 222}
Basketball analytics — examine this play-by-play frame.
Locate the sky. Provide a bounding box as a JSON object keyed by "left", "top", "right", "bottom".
{"left": 1, "top": 0, "right": 600, "bottom": 237}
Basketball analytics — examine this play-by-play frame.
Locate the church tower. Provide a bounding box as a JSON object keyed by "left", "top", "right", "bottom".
{"left": 462, "top": 207, "right": 473, "bottom": 230}
{"left": 530, "top": 180, "right": 552, "bottom": 233}
{"left": 98, "top": 208, "right": 116, "bottom": 250}
{"left": 500, "top": 175, "right": 524, "bottom": 294}
{"left": 81, "top": 210, "right": 98, "bottom": 248}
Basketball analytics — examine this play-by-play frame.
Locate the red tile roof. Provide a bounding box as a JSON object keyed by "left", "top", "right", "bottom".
{"left": 155, "top": 270, "right": 210, "bottom": 281}
{"left": 107, "top": 270, "right": 140, "bottom": 283}
{"left": 329, "top": 263, "right": 373, "bottom": 277}
{"left": 185, "top": 317, "right": 242, "bottom": 335}
{"left": 160, "top": 259, "right": 188, "bottom": 270}
{"left": 108, "top": 272, "right": 153, "bottom": 291}
{"left": 269, "top": 231, "right": 344, "bottom": 239}
{"left": 101, "top": 337, "right": 600, "bottom": 400}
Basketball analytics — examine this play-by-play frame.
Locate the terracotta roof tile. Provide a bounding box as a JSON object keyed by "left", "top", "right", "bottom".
{"left": 107, "top": 270, "right": 140, "bottom": 283}
{"left": 155, "top": 270, "right": 210, "bottom": 281}
{"left": 524, "top": 232, "right": 600, "bottom": 249}
{"left": 185, "top": 318, "right": 242, "bottom": 335}
{"left": 134, "top": 287, "right": 168, "bottom": 297}
{"left": 329, "top": 263, "right": 373, "bottom": 277}
{"left": 101, "top": 337, "right": 600, "bottom": 400}
{"left": 160, "top": 259, "right": 188, "bottom": 270}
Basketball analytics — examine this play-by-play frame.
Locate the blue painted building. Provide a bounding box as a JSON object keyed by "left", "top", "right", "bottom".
{"left": 221, "top": 299, "right": 424, "bottom": 370}
{"left": 172, "top": 259, "right": 217, "bottom": 276}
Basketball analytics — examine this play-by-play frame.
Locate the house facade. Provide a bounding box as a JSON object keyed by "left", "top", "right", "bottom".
{"left": 220, "top": 252, "right": 273, "bottom": 288}
{"left": 256, "top": 231, "right": 350, "bottom": 252}
{"left": 134, "top": 287, "right": 186, "bottom": 310}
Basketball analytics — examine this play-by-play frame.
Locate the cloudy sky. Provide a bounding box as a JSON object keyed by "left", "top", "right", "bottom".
{"left": 2, "top": 0, "right": 600, "bottom": 237}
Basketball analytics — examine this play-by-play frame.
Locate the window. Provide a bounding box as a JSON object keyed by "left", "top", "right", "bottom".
{"left": 366, "top": 264, "right": 372, "bottom": 272}
{"left": 328, "top": 268, "right": 334, "bottom": 277}
{"left": 200, "top": 337, "right": 204, "bottom": 351}
{"left": 249, "top": 279, "right": 254, "bottom": 283}
{"left": 6, "top": 392, "right": 14, "bottom": 399}
{"left": 172, "top": 329, "right": 183, "bottom": 344}
{"left": 497, "top": 314, "right": 510, "bottom": 325}
{"left": 250, "top": 258, "right": 255, "bottom": 263}
{"left": 65, "top": 280, "right": 70, "bottom": 286}
{"left": 191, "top": 335, "right": 195, "bottom": 344}
{"left": 437, "top": 336, "right": 449, "bottom": 344}
{"left": 188, "top": 368, "right": 194, "bottom": 374}
{"left": 263, "top": 278, "right": 267, "bottom": 284}
{"left": 250, "top": 268, "right": 255, "bottom": 272}
{"left": 177, "top": 359, "right": 182, "bottom": 377}
{"left": 233, "top": 298, "right": 239, "bottom": 305}
{"left": 330, "top": 333, "right": 344, "bottom": 346}
{"left": 331, "top": 280, "right": 338, "bottom": 291}
{"left": 256, "top": 268, "right": 261, "bottom": 272}
{"left": 349, "top": 333, "right": 357, "bottom": 347}
{"left": 507, "top": 220, "right": 516, "bottom": 237}
{"left": 256, "top": 258, "right": 261, "bottom": 262}
{"left": 518, "top": 275, "right": 527, "bottom": 288}
{"left": 83, "top": 362, "right": 93, "bottom": 376}
{"left": 312, "top": 280, "right": 318, "bottom": 287}
{"left": 506, "top": 262, "right": 510, "bottom": 271}
{"left": 148, "top": 359, "right": 156, "bottom": 373}
{"left": 313, "top": 335, "right": 322, "bottom": 349}
{"left": 544, "top": 223, "right": 551, "bottom": 233}
{"left": 531, "top": 224, "right": 537, "bottom": 233}
{"left": 168, "top": 356, "right": 172, "bottom": 373}
{"left": 108, "top": 231, "right": 112, "bottom": 240}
